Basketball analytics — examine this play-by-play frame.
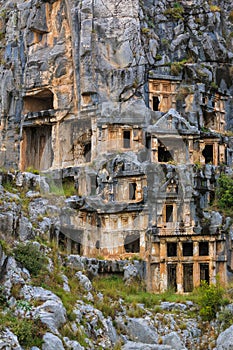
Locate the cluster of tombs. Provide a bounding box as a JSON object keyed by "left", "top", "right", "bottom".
{"left": 19, "top": 76, "right": 233, "bottom": 293}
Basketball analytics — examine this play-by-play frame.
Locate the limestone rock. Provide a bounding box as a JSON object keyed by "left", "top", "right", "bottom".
{"left": 216, "top": 325, "right": 233, "bottom": 350}
{"left": 75, "top": 271, "right": 92, "bottom": 291}
{"left": 66, "top": 255, "right": 85, "bottom": 271}
{"left": 0, "top": 329, "right": 22, "bottom": 350}
{"left": 21, "top": 285, "right": 67, "bottom": 333}
{"left": 18, "top": 216, "right": 33, "bottom": 241}
{"left": 63, "top": 337, "right": 84, "bottom": 350}
{"left": 42, "top": 333, "right": 64, "bottom": 350}
{"left": 122, "top": 342, "right": 172, "bottom": 350}
{"left": 117, "top": 317, "right": 158, "bottom": 344}
{"left": 163, "top": 332, "right": 187, "bottom": 350}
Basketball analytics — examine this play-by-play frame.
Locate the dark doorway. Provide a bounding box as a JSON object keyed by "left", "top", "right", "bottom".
{"left": 71, "top": 240, "right": 81, "bottom": 255}
{"left": 199, "top": 242, "right": 209, "bottom": 256}
{"left": 158, "top": 142, "right": 173, "bottom": 162}
{"left": 58, "top": 232, "right": 67, "bottom": 251}
{"left": 183, "top": 264, "right": 193, "bottom": 292}
{"left": 166, "top": 205, "right": 173, "bottom": 222}
{"left": 167, "top": 264, "right": 177, "bottom": 291}
{"left": 124, "top": 233, "right": 140, "bottom": 253}
{"left": 200, "top": 263, "right": 209, "bottom": 284}
{"left": 22, "top": 125, "right": 53, "bottom": 171}
{"left": 123, "top": 130, "right": 131, "bottom": 148}
{"left": 202, "top": 144, "right": 213, "bottom": 164}
{"left": 153, "top": 96, "right": 160, "bottom": 111}
{"left": 183, "top": 242, "right": 193, "bottom": 256}
{"left": 84, "top": 142, "right": 91, "bottom": 162}
{"left": 167, "top": 242, "right": 177, "bottom": 257}
{"left": 129, "top": 182, "right": 137, "bottom": 200}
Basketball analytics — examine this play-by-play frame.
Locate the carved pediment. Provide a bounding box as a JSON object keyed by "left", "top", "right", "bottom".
{"left": 149, "top": 109, "right": 199, "bottom": 135}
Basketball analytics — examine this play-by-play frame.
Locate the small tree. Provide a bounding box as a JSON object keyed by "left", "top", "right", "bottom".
{"left": 197, "top": 280, "right": 225, "bottom": 321}
{"left": 216, "top": 174, "right": 233, "bottom": 215}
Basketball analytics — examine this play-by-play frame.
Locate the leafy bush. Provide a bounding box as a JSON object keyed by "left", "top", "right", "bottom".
{"left": 216, "top": 174, "right": 233, "bottom": 215}
{"left": 218, "top": 308, "right": 233, "bottom": 330}
{"left": 14, "top": 243, "right": 47, "bottom": 277}
{"left": 196, "top": 280, "right": 225, "bottom": 321}
{"left": 164, "top": 3, "right": 184, "bottom": 20}
{"left": 0, "top": 312, "right": 45, "bottom": 348}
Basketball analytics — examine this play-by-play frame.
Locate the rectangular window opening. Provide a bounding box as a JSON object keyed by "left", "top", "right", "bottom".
{"left": 183, "top": 264, "right": 193, "bottom": 292}
{"left": 202, "top": 144, "right": 213, "bottom": 164}
{"left": 129, "top": 182, "right": 137, "bottom": 200}
{"left": 158, "top": 142, "right": 173, "bottom": 162}
{"left": 166, "top": 205, "right": 173, "bottom": 223}
{"left": 123, "top": 130, "right": 131, "bottom": 149}
{"left": 199, "top": 242, "right": 209, "bottom": 256}
{"left": 200, "top": 263, "right": 209, "bottom": 284}
{"left": 167, "top": 264, "right": 177, "bottom": 291}
{"left": 183, "top": 242, "right": 193, "bottom": 256}
{"left": 153, "top": 96, "right": 160, "bottom": 111}
{"left": 167, "top": 243, "right": 177, "bottom": 257}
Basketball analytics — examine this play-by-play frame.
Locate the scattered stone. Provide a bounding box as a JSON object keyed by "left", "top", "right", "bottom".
{"left": 163, "top": 332, "right": 187, "bottom": 350}
{"left": 75, "top": 271, "right": 92, "bottom": 291}
{"left": 42, "top": 333, "right": 65, "bottom": 350}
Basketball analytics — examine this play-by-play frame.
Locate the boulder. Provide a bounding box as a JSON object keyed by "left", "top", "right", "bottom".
{"left": 75, "top": 271, "right": 92, "bottom": 291}
{"left": 117, "top": 317, "right": 158, "bottom": 344}
{"left": 216, "top": 325, "right": 233, "bottom": 350}
{"left": 123, "top": 263, "right": 138, "bottom": 284}
{"left": 18, "top": 216, "right": 33, "bottom": 241}
{"left": 42, "top": 333, "right": 64, "bottom": 350}
{"left": 163, "top": 332, "right": 187, "bottom": 350}
{"left": 0, "top": 328, "right": 22, "bottom": 349}
{"left": 122, "top": 342, "right": 171, "bottom": 350}
{"left": 66, "top": 255, "right": 84, "bottom": 271}
{"left": 21, "top": 285, "right": 66, "bottom": 334}
{"left": 63, "top": 337, "right": 84, "bottom": 350}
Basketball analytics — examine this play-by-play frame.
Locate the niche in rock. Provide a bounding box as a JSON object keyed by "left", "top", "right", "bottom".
{"left": 23, "top": 89, "right": 54, "bottom": 114}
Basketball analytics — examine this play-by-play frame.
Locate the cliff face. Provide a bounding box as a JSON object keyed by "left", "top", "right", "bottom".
{"left": 0, "top": 0, "right": 233, "bottom": 293}
{"left": 0, "top": 0, "right": 232, "bottom": 168}
{"left": 0, "top": 0, "right": 232, "bottom": 164}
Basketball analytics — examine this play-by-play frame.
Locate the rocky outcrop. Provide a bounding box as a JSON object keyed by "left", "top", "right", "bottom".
{"left": 42, "top": 333, "right": 65, "bottom": 350}
{"left": 21, "top": 285, "right": 67, "bottom": 334}
{"left": 215, "top": 325, "right": 233, "bottom": 350}
{"left": 0, "top": 329, "right": 22, "bottom": 350}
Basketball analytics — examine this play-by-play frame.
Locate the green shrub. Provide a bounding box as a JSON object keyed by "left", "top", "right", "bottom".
{"left": 218, "top": 308, "right": 233, "bottom": 330}
{"left": 25, "top": 166, "right": 39, "bottom": 175}
{"left": 13, "top": 318, "right": 44, "bottom": 348}
{"left": 216, "top": 174, "right": 233, "bottom": 215}
{"left": 49, "top": 179, "right": 77, "bottom": 197}
{"left": 196, "top": 280, "right": 225, "bottom": 321}
{"left": 0, "top": 312, "right": 45, "bottom": 348}
{"left": 164, "top": 3, "right": 184, "bottom": 20}
{"left": 14, "top": 243, "right": 47, "bottom": 276}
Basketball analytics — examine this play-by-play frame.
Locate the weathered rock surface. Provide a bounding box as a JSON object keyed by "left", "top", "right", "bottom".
{"left": 42, "top": 333, "right": 64, "bottom": 350}
{"left": 21, "top": 285, "right": 67, "bottom": 333}
{"left": 0, "top": 329, "right": 22, "bottom": 350}
{"left": 116, "top": 317, "right": 158, "bottom": 344}
{"left": 163, "top": 332, "right": 187, "bottom": 350}
{"left": 216, "top": 325, "right": 233, "bottom": 350}
{"left": 122, "top": 342, "right": 172, "bottom": 350}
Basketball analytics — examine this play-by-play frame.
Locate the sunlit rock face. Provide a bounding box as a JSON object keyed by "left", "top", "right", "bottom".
{"left": 0, "top": 0, "right": 233, "bottom": 292}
